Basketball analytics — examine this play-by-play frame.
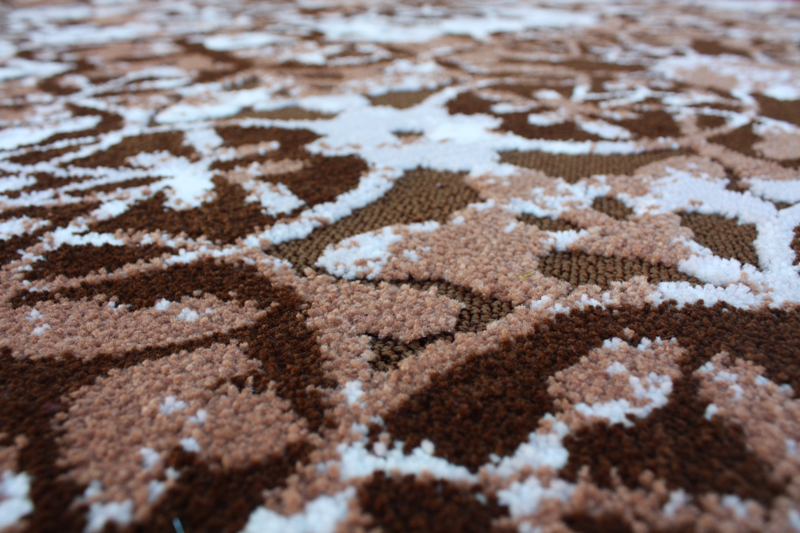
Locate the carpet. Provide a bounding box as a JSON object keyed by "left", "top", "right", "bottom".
{"left": 1, "top": 0, "right": 800, "bottom": 531}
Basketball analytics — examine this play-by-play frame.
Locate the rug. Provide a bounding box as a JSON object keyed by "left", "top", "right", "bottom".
{"left": 1, "top": 0, "right": 800, "bottom": 531}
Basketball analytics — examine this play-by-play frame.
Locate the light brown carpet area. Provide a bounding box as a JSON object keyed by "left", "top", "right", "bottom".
{"left": 2, "top": 0, "right": 800, "bottom": 531}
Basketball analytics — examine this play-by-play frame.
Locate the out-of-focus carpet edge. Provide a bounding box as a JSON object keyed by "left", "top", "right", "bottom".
{"left": 1, "top": 1, "right": 800, "bottom": 532}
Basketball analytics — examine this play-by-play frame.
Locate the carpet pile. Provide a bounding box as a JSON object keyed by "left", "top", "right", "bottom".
{"left": 1, "top": 0, "right": 800, "bottom": 532}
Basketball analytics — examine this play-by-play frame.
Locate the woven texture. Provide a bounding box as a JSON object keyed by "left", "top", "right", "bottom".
{"left": 1, "top": 1, "right": 800, "bottom": 532}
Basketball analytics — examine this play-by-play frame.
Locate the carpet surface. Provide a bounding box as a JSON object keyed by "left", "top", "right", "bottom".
{"left": 2, "top": 0, "right": 800, "bottom": 531}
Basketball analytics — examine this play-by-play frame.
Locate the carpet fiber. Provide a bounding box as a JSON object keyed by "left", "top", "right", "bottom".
{"left": 2, "top": 0, "right": 800, "bottom": 532}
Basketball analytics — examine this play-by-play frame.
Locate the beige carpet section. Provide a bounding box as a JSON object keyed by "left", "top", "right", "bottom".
{"left": 1, "top": 0, "right": 800, "bottom": 532}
